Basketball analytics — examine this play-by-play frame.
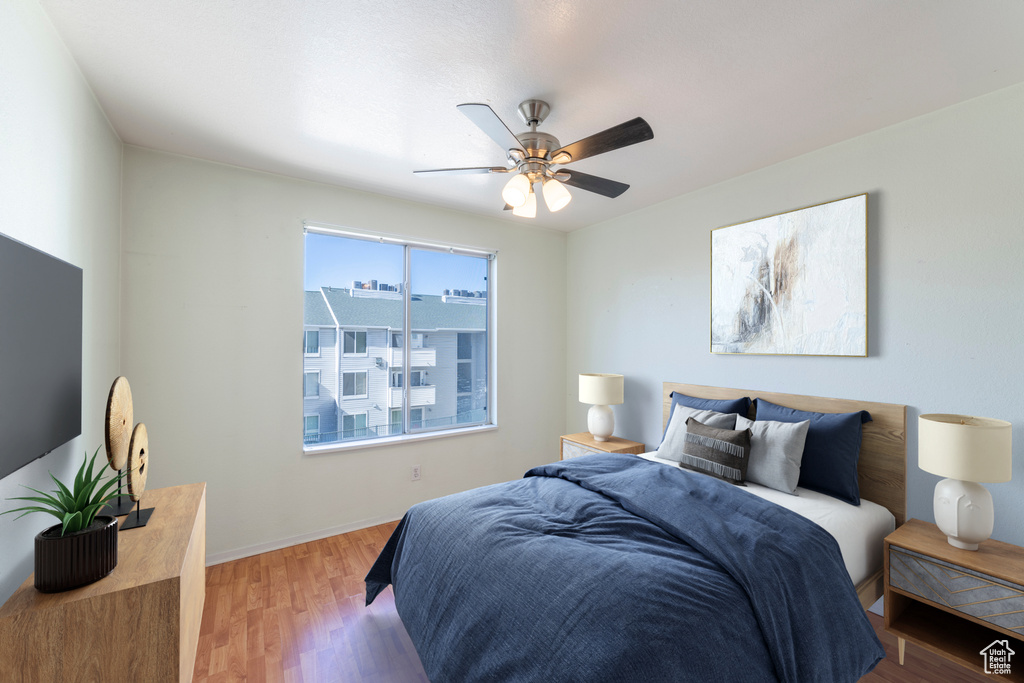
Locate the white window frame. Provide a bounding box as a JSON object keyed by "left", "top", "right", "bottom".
{"left": 304, "top": 328, "right": 321, "bottom": 357}
{"left": 303, "top": 223, "right": 497, "bottom": 453}
{"left": 343, "top": 329, "right": 367, "bottom": 356}
{"left": 342, "top": 371, "right": 368, "bottom": 399}
{"left": 304, "top": 371, "right": 320, "bottom": 399}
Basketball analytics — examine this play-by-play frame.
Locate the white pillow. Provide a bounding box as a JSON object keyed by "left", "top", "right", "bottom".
{"left": 736, "top": 415, "right": 810, "bottom": 495}
{"left": 655, "top": 404, "right": 738, "bottom": 463}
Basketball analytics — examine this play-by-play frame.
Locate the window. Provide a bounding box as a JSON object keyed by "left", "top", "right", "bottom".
{"left": 342, "top": 413, "right": 367, "bottom": 438}
{"left": 457, "top": 333, "right": 472, "bottom": 360}
{"left": 304, "top": 329, "right": 320, "bottom": 356}
{"left": 303, "top": 227, "right": 492, "bottom": 449}
{"left": 342, "top": 371, "right": 367, "bottom": 398}
{"left": 343, "top": 330, "right": 367, "bottom": 355}
{"left": 303, "top": 415, "right": 319, "bottom": 444}
{"left": 304, "top": 371, "right": 319, "bottom": 398}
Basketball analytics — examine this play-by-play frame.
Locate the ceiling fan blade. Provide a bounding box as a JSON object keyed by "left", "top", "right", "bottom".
{"left": 414, "top": 166, "right": 511, "bottom": 175}
{"left": 560, "top": 169, "right": 630, "bottom": 198}
{"left": 503, "top": 203, "right": 513, "bottom": 211}
{"left": 550, "top": 117, "right": 653, "bottom": 164}
{"left": 457, "top": 103, "right": 526, "bottom": 156}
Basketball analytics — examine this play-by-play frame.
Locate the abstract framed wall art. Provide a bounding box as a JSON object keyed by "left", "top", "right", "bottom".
{"left": 710, "top": 194, "right": 867, "bottom": 356}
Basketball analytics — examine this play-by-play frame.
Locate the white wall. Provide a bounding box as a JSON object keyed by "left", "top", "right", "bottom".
{"left": 566, "top": 82, "right": 1024, "bottom": 546}
{"left": 0, "top": 0, "right": 122, "bottom": 603}
{"left": 120, "top": 147, "right": 567, "bottom": 561}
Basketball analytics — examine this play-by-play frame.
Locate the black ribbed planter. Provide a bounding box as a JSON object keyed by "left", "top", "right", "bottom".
{"left": 34, "top": 515, "right": 118, "bottom": 592}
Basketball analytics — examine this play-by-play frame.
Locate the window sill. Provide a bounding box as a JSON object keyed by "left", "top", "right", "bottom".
{"left": 302, "top": 423, "right": 497, "bottom": 454}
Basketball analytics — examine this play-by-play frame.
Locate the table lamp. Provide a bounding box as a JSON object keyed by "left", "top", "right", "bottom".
{"left": 919, "top": 413, "right": 1012, "bottom": 550}
{"left": 579, "top": 373, "right": 624, "bottom": 442}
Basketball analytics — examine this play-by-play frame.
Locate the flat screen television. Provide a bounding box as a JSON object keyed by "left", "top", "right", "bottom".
{"left": 0, "top": 232, "right": 83, "bottom": 480}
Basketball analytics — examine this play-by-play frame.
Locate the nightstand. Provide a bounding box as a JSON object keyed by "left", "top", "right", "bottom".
{"left": 560, "top": 432, "right": 645, "bottom": 460}
{"left": 884, "top": 519, "right": 1024, "bottom": 679}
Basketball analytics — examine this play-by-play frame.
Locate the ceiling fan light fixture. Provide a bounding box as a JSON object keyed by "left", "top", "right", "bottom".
{"left": 502, "top": 173, "right": 531, "bottom": 208}
{"left": 512, "top": 186, "right": 537, "bottom": 218}
{"left": 542, "top": 177, "right": 572, "bottom": 212}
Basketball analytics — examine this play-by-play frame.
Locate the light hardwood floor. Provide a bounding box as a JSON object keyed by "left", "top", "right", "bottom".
{"left": 194, "top": 522, "right": 990, "bottom": 683}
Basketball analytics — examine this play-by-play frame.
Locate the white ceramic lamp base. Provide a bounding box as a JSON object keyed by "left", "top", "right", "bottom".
{"left": 933, "top": 478, "right": 994, "bottom": 551}
{"left": 587, "top": 404, "right": 614, "bottom": 442}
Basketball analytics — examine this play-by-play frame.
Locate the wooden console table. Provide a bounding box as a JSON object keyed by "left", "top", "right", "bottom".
{"left": 0, "top": 483, "right": 206, "bottom": 682}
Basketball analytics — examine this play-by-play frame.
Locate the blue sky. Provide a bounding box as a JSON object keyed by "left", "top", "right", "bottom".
{"left": 304, "top": 233, "right": 487, "bottom": 295}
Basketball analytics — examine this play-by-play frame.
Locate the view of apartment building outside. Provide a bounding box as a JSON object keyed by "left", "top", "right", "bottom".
{"left": 303, "top": 229, "right": 491, "bottom": 447}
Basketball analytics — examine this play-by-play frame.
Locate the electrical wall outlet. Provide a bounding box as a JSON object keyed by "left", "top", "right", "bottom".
{"left": 411, "top": 465, "right": 421, "bottom": 481}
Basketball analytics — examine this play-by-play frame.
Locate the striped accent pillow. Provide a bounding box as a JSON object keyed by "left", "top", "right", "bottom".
{"left": 680, "top": 417, "right": 752, "bottom": 485}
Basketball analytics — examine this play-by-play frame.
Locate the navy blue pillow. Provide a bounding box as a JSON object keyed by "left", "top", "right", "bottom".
{"left": 664, "top": 392, "right": 752, "bottom": 441}
{"left": 753, "top": 398, "right": 871, "bottom": 505}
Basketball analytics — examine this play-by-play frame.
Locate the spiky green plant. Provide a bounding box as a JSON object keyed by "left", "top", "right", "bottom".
{"left": 1, "top": 447, "right": 124, "bottom": 536}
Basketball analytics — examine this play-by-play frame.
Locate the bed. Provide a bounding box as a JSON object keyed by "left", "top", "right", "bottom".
{"left": 365, "top": 383, "right": 907, "bottom": 682}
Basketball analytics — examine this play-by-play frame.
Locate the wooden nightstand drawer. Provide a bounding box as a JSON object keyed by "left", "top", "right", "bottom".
{"left": 560, "top": 433, "right": 645, "bottom": 460}
{"left": 561, "top": 440, "right": 597, "bottom": 460}
{"left": 889, "top": 546, "right": 1024, "bottom": 632}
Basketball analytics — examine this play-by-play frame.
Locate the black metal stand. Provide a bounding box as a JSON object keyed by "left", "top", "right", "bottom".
{"left": 120, "top": 500, "right": 155, "bottom": 531}
{"left": 101, "top": 470, "right": 135, "bottom": 516}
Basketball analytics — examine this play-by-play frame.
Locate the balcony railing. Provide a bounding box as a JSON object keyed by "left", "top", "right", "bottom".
{"left": 302, "top": 409, "right": 488, "bottom": 446}
{"left": 389, "top": 384, "right": 436, "bottom": 408}
{"left": 388, "top": 347, "right": 436, "bottom": 367}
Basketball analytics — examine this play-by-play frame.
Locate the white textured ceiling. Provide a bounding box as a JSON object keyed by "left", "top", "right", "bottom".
{"left": 39, "top": 0, "right": 1024, "bottom": 231}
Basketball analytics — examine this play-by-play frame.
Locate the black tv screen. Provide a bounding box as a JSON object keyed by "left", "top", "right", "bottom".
{"left": 0, "top": 232, "right": 83, "bottom": 480}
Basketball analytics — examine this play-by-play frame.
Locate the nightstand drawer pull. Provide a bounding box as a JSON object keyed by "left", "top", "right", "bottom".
{"left": 890, "top": 547, "right": 1024, "bottom": 633}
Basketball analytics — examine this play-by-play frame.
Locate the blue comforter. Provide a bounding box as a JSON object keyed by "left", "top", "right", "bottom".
{"left": 366, "top": 453, "right": 883, "bottom": 682}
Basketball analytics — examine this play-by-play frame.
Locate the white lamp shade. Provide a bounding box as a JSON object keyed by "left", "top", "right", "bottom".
{"left": 579, "top": 373, "right": 624, "bottom": 406}
{"left": 919, "top": 414, "right": 1012, "bottom": 483}
{"left": 542, "top": 178, "right": 572, "bottom": 212}
{"left": 502, "top": 173, "right": 531, "bottom": 208}
{"left": 512, "top": 187, "right": 537, "bottom": 218}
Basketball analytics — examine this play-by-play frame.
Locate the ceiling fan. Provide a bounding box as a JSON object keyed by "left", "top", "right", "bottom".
{"left": 415, "top": 99, "right": 654, "bottom": 218}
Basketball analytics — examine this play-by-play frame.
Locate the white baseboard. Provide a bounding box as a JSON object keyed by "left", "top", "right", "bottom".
{"left": 206, "top": 514, "right": 402, "bottom": 566}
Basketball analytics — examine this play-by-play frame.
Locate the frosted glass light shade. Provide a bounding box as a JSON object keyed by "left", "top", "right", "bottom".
{"left": 502, "top": 173, "right": 531, "bottom": 208}
{"left": 542, "top": 178, "right": 572, "bottom": 212}
{"left": 919, "top": 414, "right": 1012, "bottom": 483}
{"left": 579, "top": 374, "right": 624, "bottom": 406}
{"left": 512, "top": 187, "right": 536, "bottom": 218}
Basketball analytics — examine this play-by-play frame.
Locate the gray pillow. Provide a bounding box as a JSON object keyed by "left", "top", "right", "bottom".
{"left": 679, "top": 418, "right": 752, "bottom": 485}
{"left": 655, "top": 404, "right": 738, "bottom": 463}
{"left": 736, "top": 415, "right": 810, "bottom": 495}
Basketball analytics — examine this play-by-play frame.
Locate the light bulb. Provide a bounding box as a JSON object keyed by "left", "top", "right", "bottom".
{"left": 512, "top": 187, "right": 537, "bottom": 218}
{"left": 501, "top": 173, "right": 531, "bottom": 208}
{"left": 542, "top": 178, "right": 572, "bottom": 212}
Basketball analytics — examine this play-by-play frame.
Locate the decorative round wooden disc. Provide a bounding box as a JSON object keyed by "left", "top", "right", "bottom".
{"left": 127, "top": 423, "right": 149, "bottom": 503}
{"left": 105, "top": 376, "right": 133, "bottom": 471}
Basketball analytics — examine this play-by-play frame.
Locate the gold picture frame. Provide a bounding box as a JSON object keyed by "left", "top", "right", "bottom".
{"left": 710, "top": 193, "right": 867, "bottom": 356}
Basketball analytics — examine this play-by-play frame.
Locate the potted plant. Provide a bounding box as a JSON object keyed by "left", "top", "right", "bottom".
{"left": 1, "top": 447, "right": 123, "bottom": 592}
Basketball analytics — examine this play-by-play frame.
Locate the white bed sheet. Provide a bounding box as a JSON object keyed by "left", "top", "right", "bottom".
{"left": 639, "top": 452, "right": 895, "bottom": 586}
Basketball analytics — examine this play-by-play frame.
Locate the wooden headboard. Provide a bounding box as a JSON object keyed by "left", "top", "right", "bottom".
{"left": 663, "top": 382, "right": 907, "bottom": 527}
